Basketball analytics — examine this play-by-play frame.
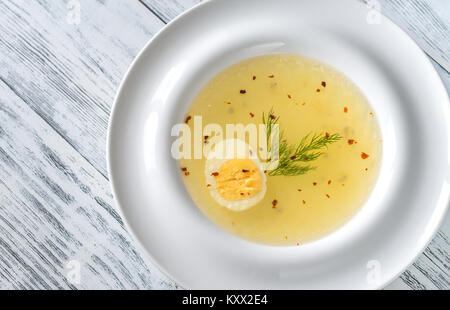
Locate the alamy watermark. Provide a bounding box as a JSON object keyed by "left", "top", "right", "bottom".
{"left": 366, "top": 0, "right": 381, "bottom": 25}
{"left": 67, "top": 0, "right": 81, "bottom": 25}
{"left": 65, "top": 259, "right": 81, "bottom": 285}
{"left": 366, "top": 259, "right": 382, "bottom": 287}
{"left": 171, "top": 115, "right": 280, "bottom": 170}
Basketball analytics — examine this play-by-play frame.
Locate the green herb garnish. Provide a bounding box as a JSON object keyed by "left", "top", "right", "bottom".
{"left": 262, "top": 108, "right": 341, "bottom": 176}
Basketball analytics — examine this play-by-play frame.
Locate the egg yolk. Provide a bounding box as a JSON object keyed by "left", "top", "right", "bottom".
{"left": 214, "top": 159, "right": 263, "bottom": 201}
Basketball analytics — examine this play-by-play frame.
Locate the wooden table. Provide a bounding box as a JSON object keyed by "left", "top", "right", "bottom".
{"left": 0, "top": 0, "right": 448, "bottom": 290}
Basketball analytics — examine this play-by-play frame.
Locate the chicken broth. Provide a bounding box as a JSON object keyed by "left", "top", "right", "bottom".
{"left": 178, "top": 54, "right": 381, "bottom": 245}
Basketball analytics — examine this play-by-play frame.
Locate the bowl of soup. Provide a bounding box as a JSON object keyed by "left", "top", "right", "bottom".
{"left": 178, "top": 54, "right": 382, "bottom": 246}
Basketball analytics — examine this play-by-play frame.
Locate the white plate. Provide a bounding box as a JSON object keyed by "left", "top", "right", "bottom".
{"left": 107, "top": 0, "right": 449, "bottom": 289}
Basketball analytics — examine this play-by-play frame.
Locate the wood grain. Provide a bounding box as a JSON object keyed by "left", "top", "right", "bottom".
{"left": 0, "top": 0, "right": 164, "bottom": 177}
{"left": 0, "top": 0, "right": 448, "bottom": 290}
{"left": 140, "top": 0, "right": 202, "bottom": 23}
{"left": 0, "top": 80, "right": 176, "bottom": 289}
{"left": 0, "top": 0, "right": 176, "bottom": 290}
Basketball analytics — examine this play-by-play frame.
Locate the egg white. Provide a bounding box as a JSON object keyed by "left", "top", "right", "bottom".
{"left": 204, "top": 139, "right": 267, "bottom": 211}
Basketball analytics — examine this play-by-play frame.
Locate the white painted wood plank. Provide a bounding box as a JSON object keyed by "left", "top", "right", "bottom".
{"left": 0, "top": 0, "right": 165, "bottom": 177}
{"left": 0, "top": 80, "right": 176, "bottom": 289}
{"left": 140, "top": 0, "right": 202, "bottom": 23}
{"left": 387, "top": 200, "right": 450, "bottom": 290}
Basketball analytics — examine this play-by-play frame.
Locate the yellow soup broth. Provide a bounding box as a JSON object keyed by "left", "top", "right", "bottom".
{"left": 178, "top": 54, "right": 382, "bottom": 246}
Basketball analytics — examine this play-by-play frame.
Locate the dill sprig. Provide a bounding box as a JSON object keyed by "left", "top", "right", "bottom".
{"left": 262, "top": 109, "right": 341, "bottom": 176}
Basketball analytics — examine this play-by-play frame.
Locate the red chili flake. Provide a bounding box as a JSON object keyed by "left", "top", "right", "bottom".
{"left": 302, "top": 200, "right": 306, "bottom": 205}
{"left": 206, "top": 184, "right": 211, "bottom": 187}
{"left": 348, "top": 139, "right": 355, "bottom": 145}
{"left": 268, "top": 75, "right": 275, "bottom": 78}
{"left": 287, "top": 94, "right": 292, "bottom": 99}
{"left": 361, "top": 152, "right": 369, "bottom": 159}
{"left": 249, "top": 112, "right": 255, "bottom": 118}
{"left": 328, "top": 180, "right": 331, "bottom": 185}
{"left": 184, "top": 115, "right": 192, "bottom": 124}
{"left": 321, "top": 81, "right": 327, "bottom": 87}
{"left": 344, "top": 107, "right": 348, "bottom": 113}
{"left": 269, "top": 114, "right": 276, "bottom": 120}
{"left": 240, "top": 90, "right": 247, "bottom": 94}
{"left": 181, "top": 167, "right": 187, "bottom": 172}
{"left": 313, "top": 182, "right": 317, "bottom": 186}
{"left": 272, "top": 199, "right": 278, "bottom": 208}
{"left": 211, "top": 172, "right": 219, "bottom": 176}
{"left": 325, "top": 132, "right": 330, "bottom": 138}
{"left": 252, "top": 75, "right": 256, "bottom": 80}
{"left": 316, "top": 89, "right": 321, "bottom": 92}
{"left": 326, "top": 194, "right": 330, "bottom": 198}
{"left": 184, "top": 172, "right": 190, "bottom": 176}
{"left": 290, "top": 155, "right": 296, "bottom": 160}
{"left": 226, "top": 101, "right": 231, "bottom": 105}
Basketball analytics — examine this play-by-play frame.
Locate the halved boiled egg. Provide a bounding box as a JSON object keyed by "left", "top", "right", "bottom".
{"left": 204, "top": 139, "right": 266, "bottom": 211}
